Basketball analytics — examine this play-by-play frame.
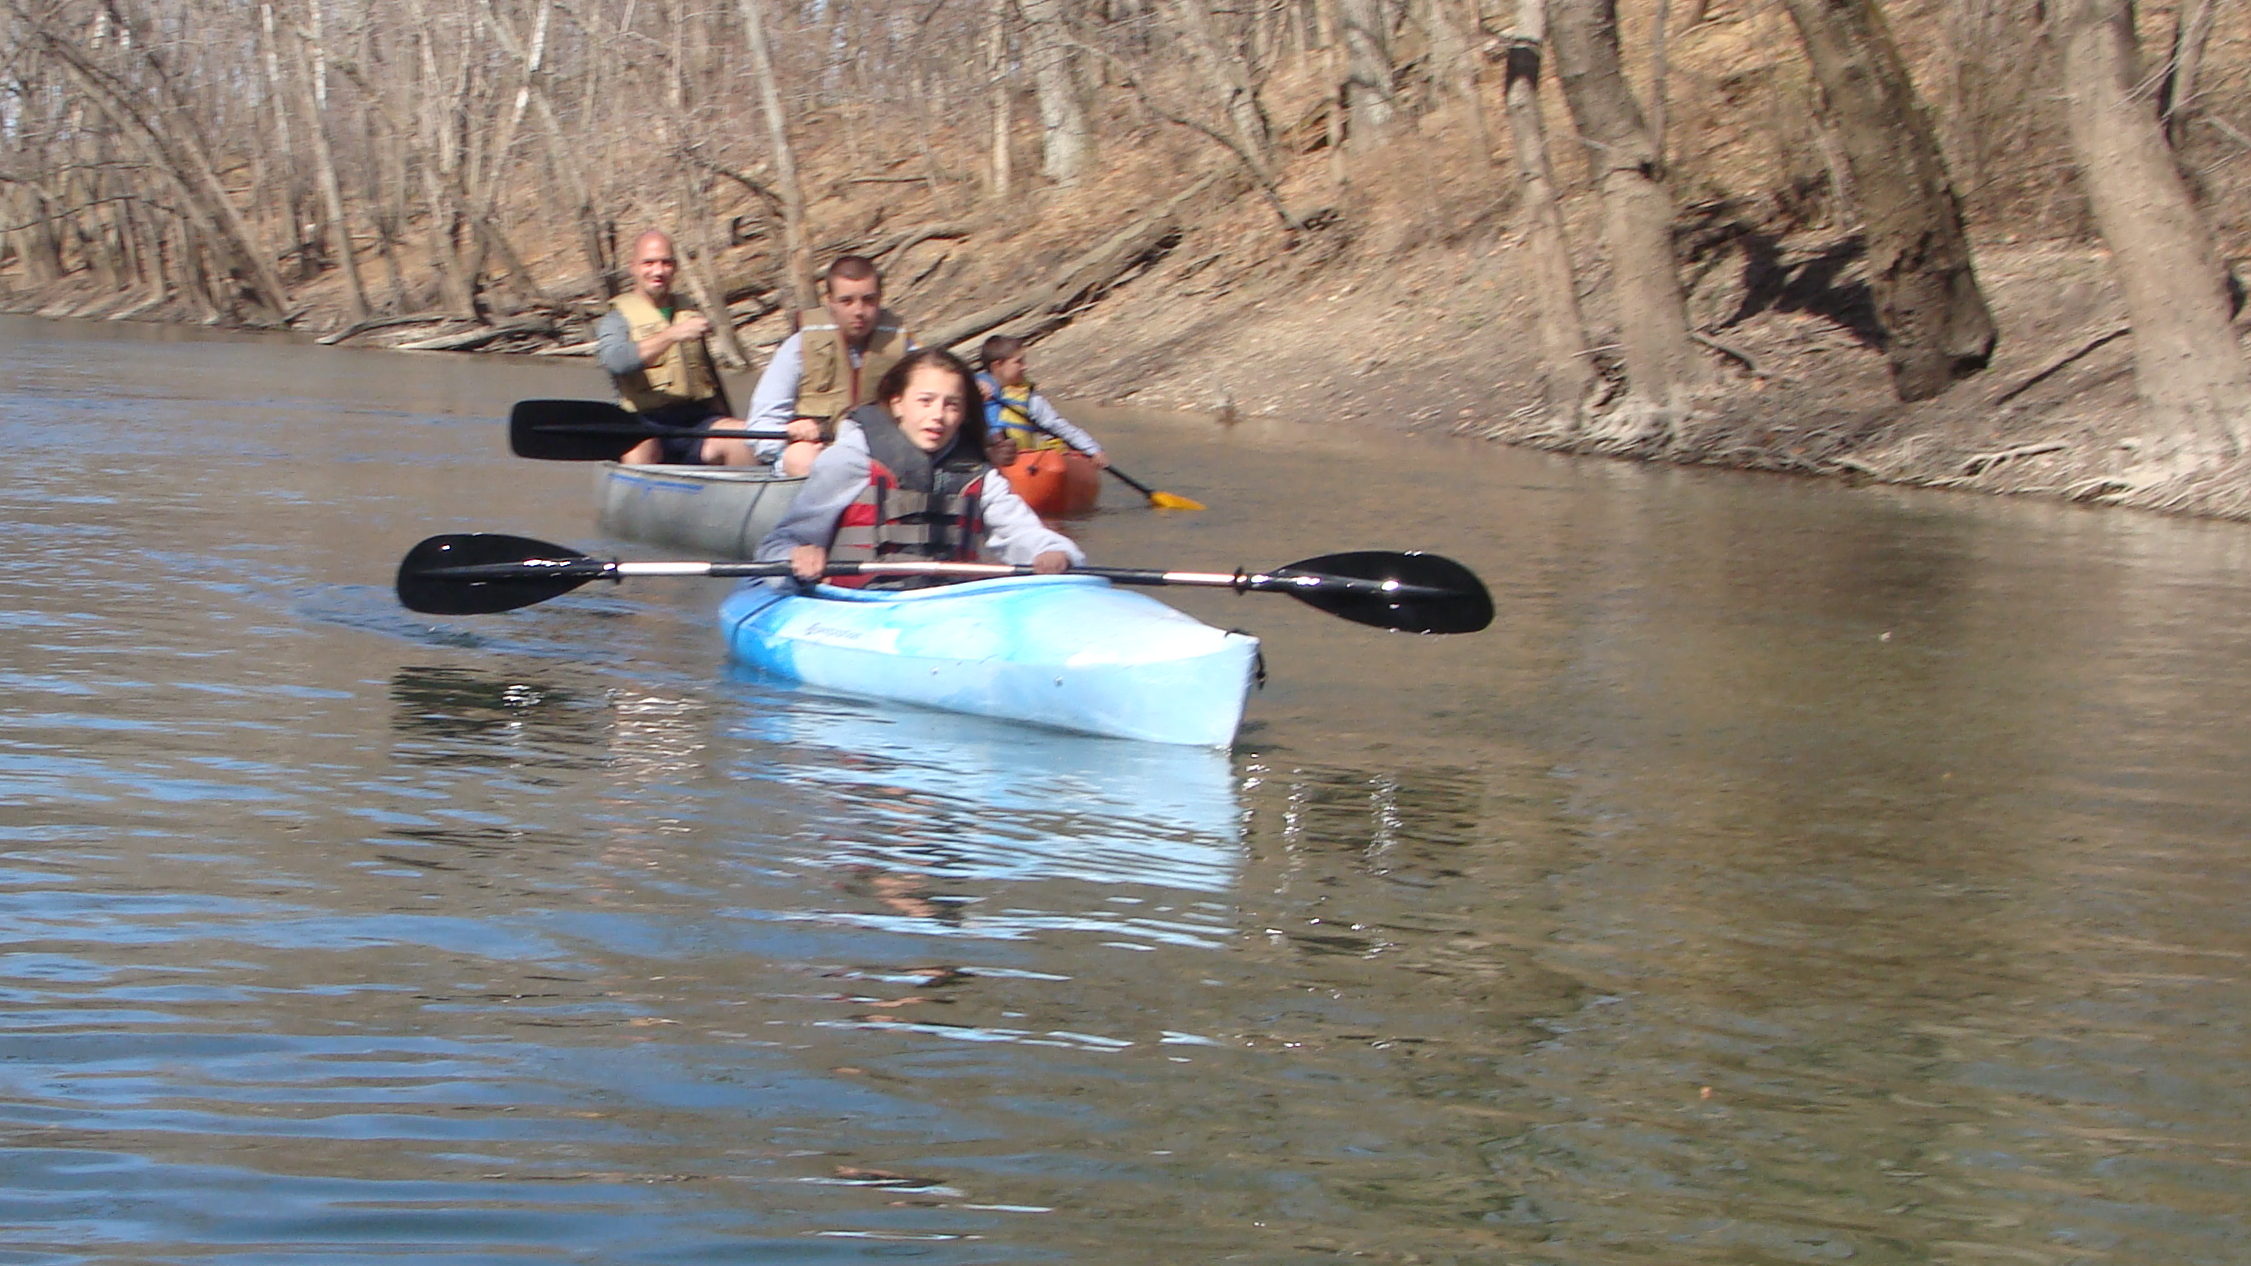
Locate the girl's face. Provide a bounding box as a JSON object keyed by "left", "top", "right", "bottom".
{"left": 889, "top": 365, "right": 969, "bottom": 453}
{"left": 989, "top": 354, "right": 1029, "bottom": 387}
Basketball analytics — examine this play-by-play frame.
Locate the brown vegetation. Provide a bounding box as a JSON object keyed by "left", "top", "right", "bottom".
{"left": 3, "top": 0, "right": 2248, "bottom": 516}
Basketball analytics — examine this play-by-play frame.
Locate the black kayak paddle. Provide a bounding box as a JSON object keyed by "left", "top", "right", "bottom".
{"left": 395, "top": 533, "right": 1494, "bottom": 634}
{"left": 508, "top": 399, "right": 790, "bottom": 462}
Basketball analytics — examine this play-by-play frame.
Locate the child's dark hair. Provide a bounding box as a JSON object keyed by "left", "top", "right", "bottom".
{"left": 873, "top": 348, "right": 987, "bottom": 463}
{"left": 979, "top": 335, "right": 1025, "bottom": 369}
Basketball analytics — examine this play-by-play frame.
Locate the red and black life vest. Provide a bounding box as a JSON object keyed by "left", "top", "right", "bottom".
{"left": 828, "top": 404, "right": 988, "bottom": 582}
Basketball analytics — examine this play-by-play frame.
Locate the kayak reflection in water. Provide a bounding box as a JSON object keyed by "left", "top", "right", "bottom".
{"left": 756, "top": 348, "right": 1083, "bottom": 588}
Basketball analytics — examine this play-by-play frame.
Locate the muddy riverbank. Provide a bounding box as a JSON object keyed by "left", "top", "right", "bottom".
{"left": 8, "top": 113, "right": 2249, "bottom": 522}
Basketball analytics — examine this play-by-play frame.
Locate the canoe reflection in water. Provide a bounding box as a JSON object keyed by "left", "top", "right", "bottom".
{"left": 722, "top": 682, "right": 1246, "bottom": 946}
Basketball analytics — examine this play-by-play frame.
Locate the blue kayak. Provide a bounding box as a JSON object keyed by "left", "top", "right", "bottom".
{"left": 717, "top": 575, "right": 1262, "bottom": 747}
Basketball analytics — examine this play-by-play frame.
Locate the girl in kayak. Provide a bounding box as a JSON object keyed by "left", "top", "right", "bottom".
{"left": 758, "top": 348, "right": 1083, "bottom": 584}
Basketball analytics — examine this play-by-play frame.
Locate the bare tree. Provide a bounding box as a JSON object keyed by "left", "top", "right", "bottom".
{"left": 2157, "top": 0, "right": 2219, "bottom": 148}
{"left": 478, "top": 0, "right": 611, "bottom": 297}
{"left": 1020, "top": 0, "right": 1095, "bottom": 185}
{"left": 987, "top": 0, "right": 1016, "bottom": 200}
{"left": 1547, "top": 0, "right": 1704, "bottom": 437}
{"left": 2057, "top": 0, "right": 2248, "bottom": 471}
{"left": 1421, "top": 0, "right": 1495, "bottom": 161}
{"left": 16, "top": 0, "right": 294, "bottom": 321}
{"left": 274, "top": 0, "right": 370, "bottom": 317}
{"left": 1776, "top": 0, "right": 1995, "bottom": 402}
{"left": 1162, "top": 0, "right": 1274, "bottom": 165}
{"left": 1501, "top": 0, "right": 1596, "bottom": 422}
{"left": 1336, "top": 0, "right": 1401, "bottom": 142}
{"left": 736, "top": 0, "right": 817, "bottom": 310}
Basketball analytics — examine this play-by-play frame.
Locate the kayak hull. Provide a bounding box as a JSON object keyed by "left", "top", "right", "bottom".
{"left": 1000, "top": 449, "right": 1100, "bottom": 518}
{"left": 718, "top": 575, "right": 1260, "bottom": 747}
{"left": 594, "top": 461, "right": 803, "bottom": 558}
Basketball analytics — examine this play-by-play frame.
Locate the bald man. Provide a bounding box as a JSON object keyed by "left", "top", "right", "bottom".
{"left": 594, "top": 230, "right": 754, "bottom": 466}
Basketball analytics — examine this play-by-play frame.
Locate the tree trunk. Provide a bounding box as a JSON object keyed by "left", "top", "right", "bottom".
{"left": 1777, "top": 0, "right": 1997, "bottom": 401}
{"left": 1337, "top": 0, "right": 1400, "bottom": 142}
{"left": 7, "top": 185, "right": 69, "bottom": 286}
{"left": 277, "top": 0, "right": 370, "bottom": 319}
{"left": 1021, "top": 0, "right": 1095, "bottom": 184}
{"left": 1501, "top": 0, "right": 1596, "bottom": 422}
{"left": 1427, "top": 0, "right": 1495, "bottom": 162}
{"left": 366, "top": 110, "right": 413, "bottom": 311}
{"left": 420, "top": 167, "right": 479, "bottom": 316}
{"left": 2058, "top": 0, "right": 2249, "bottom": 468}
{"left": 1164, "top": 0, "right": 1275, "bottom": 166}
{"left": 479, "top": 0, "right": 611, "bottom": 296}
{"left": 988, "top": 0, "right": 1014, "bottom": 200}
{"left": 1648, "top": 0, "right": 1669, "bottom": 164}
{"left": 134, "top": 198, "right": 172, "bottom": 310}
{"left": 677, "top": 172, "right": 754, "bottom": 371}
{"left": 1547, "top": 0, "right": 1703, "bottom": 435}
{"left": 256, "top": 0, "right": 311, "bottom": 280}
{"left": 2158, "top": 0, "right": 2218, "bottom": 148}
{"left": 736, "top": 0, "right": 817, "bottom": 309}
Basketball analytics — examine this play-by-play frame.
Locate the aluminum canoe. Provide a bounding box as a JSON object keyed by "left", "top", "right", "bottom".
{"left": 718, "top": 575, "right": 1261, "bottom": 747}
{"left": 594, "top": 461, "right": 804, "bottom": 558}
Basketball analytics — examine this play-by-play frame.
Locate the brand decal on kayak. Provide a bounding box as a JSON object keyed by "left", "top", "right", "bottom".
{"left": 793, "top": 620, "right": 902, "bottom": 653}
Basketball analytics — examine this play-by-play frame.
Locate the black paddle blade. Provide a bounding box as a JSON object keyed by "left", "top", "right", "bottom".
{"left": 396, "top": 533, "right": 609, "bottom": 615}
{"left": 509, "top": 399, "right": 645, "bottom": 461}
{"left": 1272, "top": 551, "right": 1494, "bottom": 634}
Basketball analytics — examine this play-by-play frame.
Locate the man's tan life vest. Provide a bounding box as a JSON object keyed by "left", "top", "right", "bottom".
{"left": 794, "top": 306, "right": 912, "bottom": 438}
{"left": 611, "top": 291, "right": 720, "bottom": 413}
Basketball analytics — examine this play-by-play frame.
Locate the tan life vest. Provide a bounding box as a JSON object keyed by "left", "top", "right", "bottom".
{"left": 610, "top": 291, "right": 720, "bottom": 413}
{"left": 793, "top": 306, "right": 912, "bottom": 438}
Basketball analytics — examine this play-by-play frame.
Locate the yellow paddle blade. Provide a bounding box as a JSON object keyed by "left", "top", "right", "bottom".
{"left": 1148, "top": 490, "right": 1206, "bottom": 511}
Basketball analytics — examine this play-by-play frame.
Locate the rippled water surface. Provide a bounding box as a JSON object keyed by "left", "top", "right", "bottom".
{"left": 4, "top": 314, "right": 2249, "bottom": 1262}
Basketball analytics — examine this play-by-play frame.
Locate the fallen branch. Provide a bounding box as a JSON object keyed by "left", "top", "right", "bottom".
{"left": 866, "top": 224, "right": 971, "bottom": 264}
{"left": 394, "top": 318, "right": 557, "bottom": 352}
{"left": 686, "top": 152, "right": 783, "bottom": 218}
{"left": 920, "top": 171, "right": 1241, "bottom": 351}
{"left": 1962, "top": 441, "right": 2066, "bottom": 476}
{"left": 1993, "top": 324, "right": 2129, "bottom": 406}
{"left": 1692, "top": 331, "right": 1771, "bottom": 378}
{"left": 317, "top": 311, "right": 467, "bottom": 345}
{"left": 2065, "top": 475, "right": 2136, "bottom": 501}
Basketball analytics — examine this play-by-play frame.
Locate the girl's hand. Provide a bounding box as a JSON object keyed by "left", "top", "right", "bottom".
{"left": 789, "top": 544, "right": 828, "bottom": 582}
{"left": 1030, "top": 551, "right": 1071, "bottom": 575}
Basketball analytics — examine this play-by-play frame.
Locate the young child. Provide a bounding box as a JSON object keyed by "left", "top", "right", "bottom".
{"left": 975, "top": 336, "right": 1110, "bottom": 468}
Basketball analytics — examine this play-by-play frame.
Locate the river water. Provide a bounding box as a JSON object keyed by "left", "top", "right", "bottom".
{"left": 4, "top": 313, "right": 2248, "bottom": 1263}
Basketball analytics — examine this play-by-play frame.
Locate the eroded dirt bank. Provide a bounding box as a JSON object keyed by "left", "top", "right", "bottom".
{"left": 9, "top": 103, "right": 2249, "bottom": 521}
